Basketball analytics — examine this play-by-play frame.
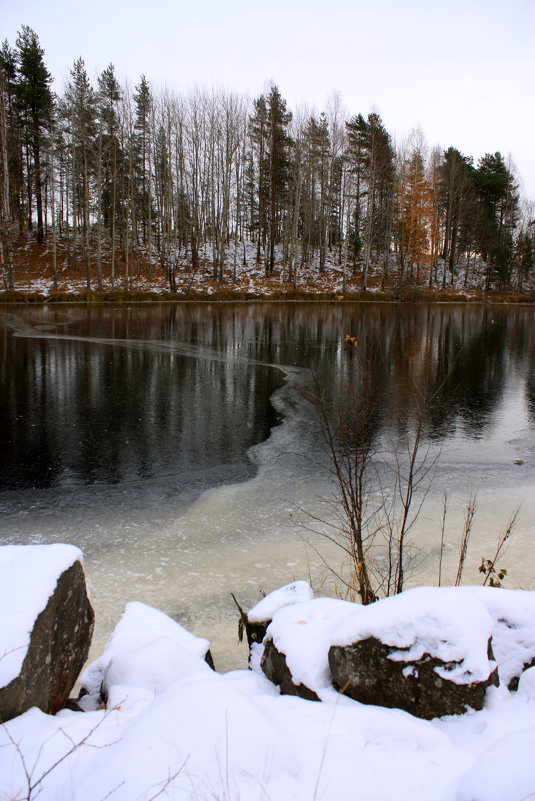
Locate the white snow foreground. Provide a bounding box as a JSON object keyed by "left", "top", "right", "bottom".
{"left": 1, "top": 586, "right": 535, "bottom": 801}
{"left": 0, "top": 543, "right": 83, "bottom": 687}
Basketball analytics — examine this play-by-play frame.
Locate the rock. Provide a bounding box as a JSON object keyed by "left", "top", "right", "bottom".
{"left": 0, "top": 555, "right": 94, "bottom": 722}
{"left": 261, "top": 639, "right": 320, "bottom": 702}
{"left": 328, "top": 636, "right": 499, "bottom": 719}
{"left": 328, "top": 586, "right": 501, "bottom": 719}
{"left": 242, "top": 581, "right": 314, "bottom": 665}
{"left": 257, "top": 596, "right": 358, "bottom": 698}
{"left": 80, "top": 601, "right": 213, "bottom": 702}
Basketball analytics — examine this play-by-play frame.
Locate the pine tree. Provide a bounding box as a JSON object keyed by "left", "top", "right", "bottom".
{"left": 475, "top": 152, "right": 518, "bottom": 287}
{"left": 345, "top": 113, "right": 369, "bottom": 262}
{"left": 14, "top": 26, "right": 52, "bottom": 244}
{"left": 301, "top": 114, "right": 331, "bottom": 271}
{"left": 438, "top": 147, "right": 474, "bottom": 285}
{"left": 64, "top": 57, "right": 97, "bottom": 287}
{"left": 0, "top": 61, "right": 14, "bottom": 287}
{"left": 133, "top": 75, "right": 152, "bottom": 248}
{"left": 248, "top": 94, "right": 269, "bottom": 261}
{"left": 249, "top": 86, "right": 292, "bottom": 274}
{"left": 97, "top": 63, "right": 122, "bottom": 285}
{"left": 363, "top": 113, "right": 395, "bottom": 289}
{"left": 514, "top": 228, "right": 534, "bottom": 291}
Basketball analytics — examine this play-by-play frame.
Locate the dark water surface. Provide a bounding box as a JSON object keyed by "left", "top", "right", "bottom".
{"left": 2, "top": 302, "right": 534, "bottom": 491}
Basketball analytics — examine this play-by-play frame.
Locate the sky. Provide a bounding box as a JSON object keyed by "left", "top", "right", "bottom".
{"left": 2, "top": 0, "right": 535, "bottom": 202}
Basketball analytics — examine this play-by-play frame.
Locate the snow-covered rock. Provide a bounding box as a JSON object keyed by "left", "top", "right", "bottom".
{"left": 0, "top": 544, "right": 93, "bottom": 721}
{"left": 245, "top": 580, "right": 314, "bottom": 665}
{"left": 257, "top": 586, "right": 506, "bottom": 718}
{"left": 260, "top": 596, "right": 357, "bottom": 700}
{"left": 79, "top": 601, "right": 213, "bottom": 704}
{"left": 328, "top": 587, "right": 500, "bottom": 718}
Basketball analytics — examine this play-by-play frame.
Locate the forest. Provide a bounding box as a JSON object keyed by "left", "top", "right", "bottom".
{"left": 0, "top": 25, "right": 534, "bottom": 296}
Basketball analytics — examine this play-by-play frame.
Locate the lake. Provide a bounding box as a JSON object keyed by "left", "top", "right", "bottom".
{"left": 1, "top": 301, "right": 534, "bottom": 669}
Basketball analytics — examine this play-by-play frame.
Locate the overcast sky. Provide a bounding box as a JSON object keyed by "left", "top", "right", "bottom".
{"left": 3, "top": 0, "right": 535, "bottom": 201}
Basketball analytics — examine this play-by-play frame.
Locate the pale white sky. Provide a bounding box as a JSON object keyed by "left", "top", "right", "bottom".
{"left": 2, "top": 0, "right": 534, "bottom": 200}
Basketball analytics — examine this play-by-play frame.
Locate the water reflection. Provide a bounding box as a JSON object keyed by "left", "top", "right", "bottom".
{"left": 1, "top": 303, "right": 534, "bottom": 492}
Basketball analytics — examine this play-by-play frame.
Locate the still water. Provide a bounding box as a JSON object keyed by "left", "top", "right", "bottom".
{"left": 1, "top": 302, "right": 534, "bottom": 669}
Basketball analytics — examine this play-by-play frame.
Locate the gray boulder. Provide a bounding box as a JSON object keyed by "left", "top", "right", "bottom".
{"left": 328, "top": 635, "right": 499, "bottom": 719}
{"left": 0, "top": 556, "right": 94, "bottom": 722}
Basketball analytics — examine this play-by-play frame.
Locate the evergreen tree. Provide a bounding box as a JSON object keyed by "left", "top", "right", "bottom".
{"left": 265, "top": 86, "right": 292, "bottom": 274}
{"left": 363, "top": 113, "right": 395, "bottom": 289}
{"left": 133, "top": 75, "right": 153, "bottom": 247}
{"left": 14, "top": 26, "right": 52, "bottom": 244}
{"left": 0, "top": 61, "right": 14, "bottom": 287}
{"left": 345, "top": 113, "right": 369, "bottom": 262}
{"left": 97, "top": 63, "right": 122, "bottom": 284}
{"left": 248, "top": 86, "right": 293, "bottom": 274}
{"left": 301, "top": 114, "right": 331, "bottom": 270}
{"left": 248, "top": 94, "right": 269, "bottom": 261}
{"left": 64, "top": 58, "right": 97, "bottom": 286}
{"left": 514, "top": 228, "right": 534, "bottom": 291}
{"left": 0, "top": 41, "right": 24, "bottom": 238}
{"left": 475, "top": 152, "right": 518, "bottom": 287}
{"left": 438, "top": 147, "right": 474, "bottom": 285}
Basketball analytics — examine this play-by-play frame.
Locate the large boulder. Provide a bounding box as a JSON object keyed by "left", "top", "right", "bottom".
{"left": 328, "top": 587, "right": 500, "bottom": 719}
{"left": 0, "top": 544, "right": 94, "bottom": 722}
{"left": 329, "top": 635, "right": 499, "bottom": 719}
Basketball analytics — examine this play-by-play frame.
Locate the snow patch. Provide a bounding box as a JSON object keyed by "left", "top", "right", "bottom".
{"left": 247, "top": 579, "right": 314, "bottom": 622}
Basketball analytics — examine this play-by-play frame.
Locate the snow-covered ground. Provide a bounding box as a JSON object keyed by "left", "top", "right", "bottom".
{"left": 1, "top": 569, "right": 535, "bottom": 801}
{"left": 9, "top": 238, "right": 532, "bottom": 297}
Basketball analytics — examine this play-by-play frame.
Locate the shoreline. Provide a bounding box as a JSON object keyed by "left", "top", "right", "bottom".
{"left": 1, "top": 289, "right": 534, "bottom": 306}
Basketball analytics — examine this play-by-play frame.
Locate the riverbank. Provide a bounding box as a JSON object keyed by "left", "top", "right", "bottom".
{"left": 2, "top": 286, "right": 534, "bottom": 305}
{"left": 2, "top": 235, "right": 534, "bottom": 304}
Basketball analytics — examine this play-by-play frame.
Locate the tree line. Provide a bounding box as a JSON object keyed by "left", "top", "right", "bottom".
{"left": 1, "top": 26, "right": 534, "bottom": 293}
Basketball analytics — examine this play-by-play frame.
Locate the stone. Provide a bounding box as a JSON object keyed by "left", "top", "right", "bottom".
{"left": 261, "top": 639, "right": 320, "bottom": 702}
{"left": 0, "top": 559, "right": 94, "bottom": 722}
{"left": 328, "top": 636, "right": 499, "bottom": 719}
{"left": 242, "top": 581, "right": 314, "bottom": 666}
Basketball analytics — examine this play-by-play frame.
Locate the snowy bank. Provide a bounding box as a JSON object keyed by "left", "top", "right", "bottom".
{"left": 1, "top": 556, "right": 535, "bottom": 800}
